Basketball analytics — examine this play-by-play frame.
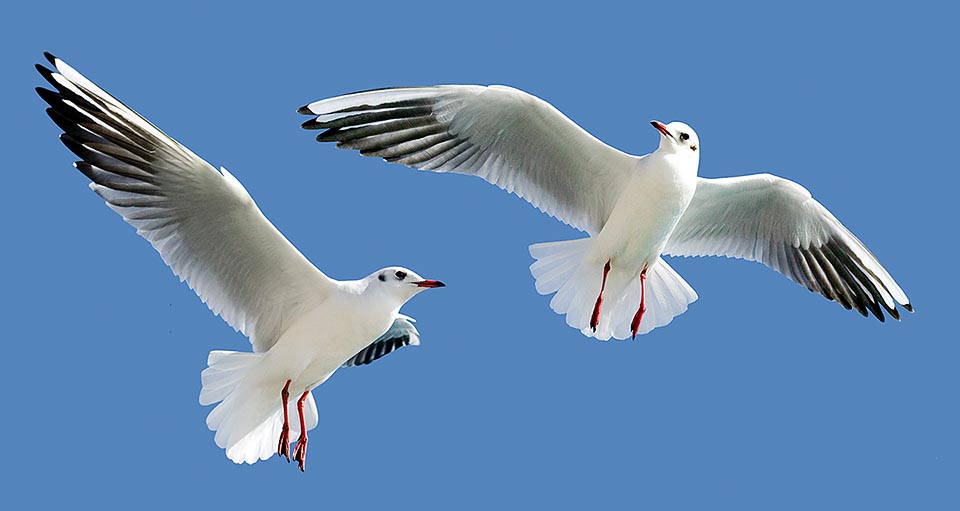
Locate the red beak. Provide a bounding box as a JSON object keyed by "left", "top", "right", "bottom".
{"left": 415, "top": 280, "right": 446, "bottom": 288}
{"left": 651, "top": 120, "right": 675, "bottom": 141}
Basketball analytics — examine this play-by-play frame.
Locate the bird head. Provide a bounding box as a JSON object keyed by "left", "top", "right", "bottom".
{"left": 651, "top": 120, "right": 700, "bottom": 156}
{"left": 368, "top": 266, "right": 445, "bottom": 304}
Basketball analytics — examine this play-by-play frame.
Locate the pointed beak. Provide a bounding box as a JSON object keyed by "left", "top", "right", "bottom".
{"left": 651, "top": 120, "right": 675, "bottom": 141}
{"left": 414, "top": 280, "right": 446, "bottom": 288}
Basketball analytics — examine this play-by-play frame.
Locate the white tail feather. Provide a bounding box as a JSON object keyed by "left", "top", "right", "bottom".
{"left": 200, "top": 350, "right": 319, "bottom": 464}
{"left": 530, "top": 239, "right": 698, "bottom": 340}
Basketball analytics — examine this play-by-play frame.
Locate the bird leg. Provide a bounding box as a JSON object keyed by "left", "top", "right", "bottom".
{"left": 590, "top": 260, "right": 612, "bottom": 331}
{"left": 292, "top": 390, "right": 310, "bottom": 471}
{"left": 277, "top": 379, "right": 292, "bottom": 461}
{"left": 630, "top": 268, "right": 648, "bottom": 339}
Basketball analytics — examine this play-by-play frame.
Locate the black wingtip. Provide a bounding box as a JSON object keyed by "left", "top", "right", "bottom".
{"left": 317, "top": 128, "right": 356, "bottom": 143}
{"left": 301, "top": 118, "right": 323, "bottom": 130}
{"left": 904, "top": 303, "right": 914, "bottom": 313}
{"left": 35, "top": 63, "right": 55, "bottom": 81}
{"left": 296, "top": 104, "right": 313, "bottom": 115}
{"left": 36, "top": 87, "right": 60, "bottom": 107}
{"left": 59, "top": 132, "right": 86, "bottom": 160}
{"left": 316, "top": 132, "right": 339, "bottom": 143}
{"left": 888, "top": 306, "right": 901, "bottom": 321}
{"left": 863, "top": 297, "right": 885, "bottom": 323}
{"left": 74, "top": 161, "right": 100, "bottom": 181}
{"left": 43, "top": 51, "right": 57, "bottom": 66}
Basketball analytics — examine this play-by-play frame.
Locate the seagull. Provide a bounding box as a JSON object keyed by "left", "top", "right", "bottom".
{"left": 35, "top": 53, "right": 445, "bottom": 471}
{"left": 298, "top": 85, "right": 911, "bottom": 340}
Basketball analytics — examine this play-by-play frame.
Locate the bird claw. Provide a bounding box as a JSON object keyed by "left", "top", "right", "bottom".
{"left": 293, "top": 434, "right": 308, "bottom": 472}
{"left": 630, "top": 304, "right": 646, "bottom": 339}
{"left": 277, "top": 423, "right": 291, "bottom": 462}
{"left": 590, "top": 295, "right": 603, "bottom": 331}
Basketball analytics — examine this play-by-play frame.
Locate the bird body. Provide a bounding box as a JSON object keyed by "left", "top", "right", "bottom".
{"left": 300, "top": 85, "right": 911, "bottom": 339}
{"left": 202, "top": 277, "right": 408, "bottom": 464}
{"left": 36, "top": 53, "right": 444, "bottom": 469}
{"left": 531, "top": 122, "right": 702, "bottom": 339}
{"left": 244, "top": 278, "right": 408, "bottom": 395}
{"left": 591, "top": 143, "right": 699, "bottom": 273}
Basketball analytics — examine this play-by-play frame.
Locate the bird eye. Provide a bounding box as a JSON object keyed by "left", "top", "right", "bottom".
{"left": 679, "top": 132, "right": 690, "bottom": 142}
{"left": 394, "top": 270, "right": 407, "bottom": 280}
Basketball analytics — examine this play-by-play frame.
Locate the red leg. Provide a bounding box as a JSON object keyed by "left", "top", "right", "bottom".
{"left": 293, "top": 390, "right": 310, "bottom": 472}
{"left": 630, "top": 268, "right": 648, "bottom": 339}
{"left": 277, "top": 379, "right": 291, "bottom": 461}
{"left": 590, "top": 260, "right": 612, "bottom": 332}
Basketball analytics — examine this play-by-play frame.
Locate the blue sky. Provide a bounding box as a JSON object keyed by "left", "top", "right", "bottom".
{"left": 2, "top": 1, "right": 955, "bottom": 509}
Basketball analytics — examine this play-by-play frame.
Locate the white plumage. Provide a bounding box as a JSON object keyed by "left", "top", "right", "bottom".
{"left": 300, "top": 85, "right": 912, "bottom": 339}
{"left": 37, "top": 53, "right": 444, "bottom": 469}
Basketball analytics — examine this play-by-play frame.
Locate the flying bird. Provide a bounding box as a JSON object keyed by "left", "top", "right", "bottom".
{"left": 36, "top": 53, "right": 445, "bottom": 470}
{"left": 298, "top": 86, "right": 911, "bottom": 340}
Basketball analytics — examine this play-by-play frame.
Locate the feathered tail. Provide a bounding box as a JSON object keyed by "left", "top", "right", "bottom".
{"left": 200, "top": 350, "right": 318, "bottom": 464}
{"left": 529, "top": 238, "right": 698, "bottom": 340}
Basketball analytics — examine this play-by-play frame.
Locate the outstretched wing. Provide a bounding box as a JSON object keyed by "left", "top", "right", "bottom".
{"left": 343, "top": 316, "right": 421, "bottom": 368}
{"left": 299, "top": 85, "right": 638, "bottom": 234}
{"left": 37, "top": 53, "right": 335, "bottom": 352}
{"left": 664, "top": 173, "right": 912, "bottom": 320}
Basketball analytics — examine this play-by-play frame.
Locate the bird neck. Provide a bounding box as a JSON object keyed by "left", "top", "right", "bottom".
{"left": 354, "top": 281, "right": 407, "bottom": 316}
{"left": 648, "top": 148, "right": 699, "bottom": 177}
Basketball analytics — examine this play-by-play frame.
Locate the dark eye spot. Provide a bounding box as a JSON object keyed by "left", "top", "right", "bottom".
{"left": 394, "top": 270, "right": 407, "bottom": 280}
{"left": 690, "top": 144, "right": 698, "bottom": 151}
{"left": 378, "top": 274, "right": 386, "bottom": 282}
{"left": 679, "top": 132, "right": 690, "bottom": 142}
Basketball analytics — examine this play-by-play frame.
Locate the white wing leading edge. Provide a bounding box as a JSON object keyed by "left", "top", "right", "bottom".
{"left": 37, "top": 53, "right": 335, "bottom": 352}
{"left": 664, "top": 173, "right": 912, "bottom": 320}
{"left": 299, "top": 86, "right": 637, "bottom": 235}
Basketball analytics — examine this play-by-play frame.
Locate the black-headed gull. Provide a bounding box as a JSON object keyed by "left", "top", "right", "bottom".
{"left": 299, "top": 86, "right": 911, "bottom": 340}
{"left": 36, "top": 54, "right": 445, "bottom": 470}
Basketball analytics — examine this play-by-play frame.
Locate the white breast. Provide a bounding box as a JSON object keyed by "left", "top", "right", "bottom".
{"left": 261, "top": 291, "right": 396, "bottom": 390}
{"left": 590, "top": 154, "right": 698, "bottom": 271}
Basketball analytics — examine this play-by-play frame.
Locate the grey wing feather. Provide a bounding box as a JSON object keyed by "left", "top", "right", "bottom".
{"left": 299, "top": 86, "right": 638, "bottom": 234}
{"left": 37, "top": 53, "right": 335, "bottom": 352}
{"left": 664, "top": 174, "right": 912, "bottom": 321}
{"left": 343, "top": 317, "right": 421, "bottom": 368}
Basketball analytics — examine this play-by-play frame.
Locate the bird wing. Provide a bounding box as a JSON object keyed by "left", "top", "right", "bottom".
{"left": 37, "top": 53, "right": 335, "bottom": 352}
{"left": 299, "top": 86, "right": 638, "bottom": 235}
{"left": 663, "top": 173, "right": 911, "bottom": 320}
{"left": 342, "top": 316, "right": 421, "bottom": 367}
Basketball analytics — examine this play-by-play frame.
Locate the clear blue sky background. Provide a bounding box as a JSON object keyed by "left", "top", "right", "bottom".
{"left": 2, "top": 1, "right": 955, "bottom": 509}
